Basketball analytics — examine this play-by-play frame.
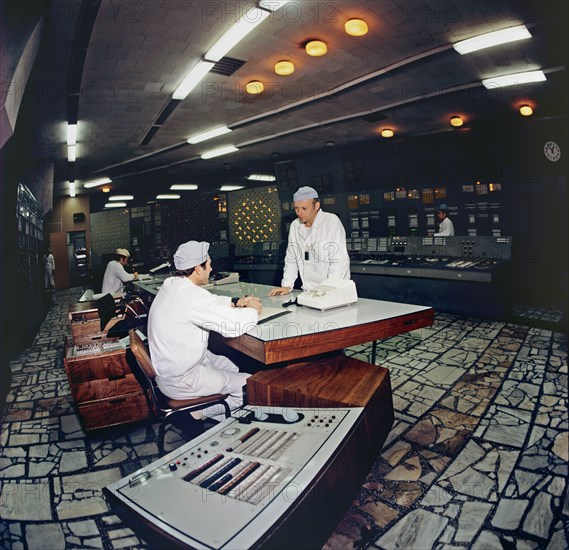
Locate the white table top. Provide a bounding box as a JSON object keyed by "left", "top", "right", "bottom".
{"left": 133, "top": 278, "right": 432, "bottom": 343}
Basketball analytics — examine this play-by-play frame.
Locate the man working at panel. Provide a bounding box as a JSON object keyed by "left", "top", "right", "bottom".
{"left": 434, "top": 204, "right": 455, "bottom": 236}
{"left": 270, "top": 186, "right": 350, "bottom": 296}
{"left": 102, "top": 248, "right": 139, "bottom": 294}
{"left": 148, "top": 240, "right": 262, "bottom": 420}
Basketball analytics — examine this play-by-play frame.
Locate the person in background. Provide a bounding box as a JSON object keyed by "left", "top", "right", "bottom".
{"left": 101, "top": 248, "right": 138, "bottom": 294}
{"left": 434, "top": 204, "right": 455, "bottom": 236}
{"left": 44, "top": 247, "right": 55, "bottom": 289}
{"left": 148, "top": 240, "right": 262, "bottom": 422}
{"left": 270, "top": 186, "right": 350, "bottom": 296}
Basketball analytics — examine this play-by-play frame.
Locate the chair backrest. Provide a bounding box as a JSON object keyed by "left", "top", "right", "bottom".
{"left": 129, "top": 329, "right": 156, "bottom": 381}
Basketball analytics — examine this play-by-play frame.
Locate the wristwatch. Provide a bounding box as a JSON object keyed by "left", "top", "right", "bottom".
{"left": 231, "top": 296, "right": 240, "bottom": 307}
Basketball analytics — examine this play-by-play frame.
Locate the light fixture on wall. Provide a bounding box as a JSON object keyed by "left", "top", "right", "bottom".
{"left": 519, "top": 104, "right": 533, "bottom": 116}
{"left": 275, "top": 60, "right": 295, "bottom": 75}
{"left": 381, "top": 129, "right": 394, "bottom": 138}
{"left": 450, "top": 116, "right": 464, "bottom": 127}
{"left": 344, "top": 19, "right": 368, "bottom": 36}
{"left": 305, "top": 40, "right": 327, "bottom": 56}
{"left": 245, "top": 81, "right": 264, "bottom": 94}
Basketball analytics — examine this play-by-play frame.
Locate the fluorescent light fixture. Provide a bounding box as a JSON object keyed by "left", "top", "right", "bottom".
{"left": 201, "top": 145, "right": 239, "bottom": 159}
{"left": 68, "top": 145, "right": 76, "bottom": 162}
{"left": 69, "top": 182, "right": 76, "bottom": 198}
{"left": 453, "top": 25, "right": 531, "bottom": 55}
{"left": 247, "top": 174, "right": 276, "bottom": 181}
{"left": 104, "top": 202, "right": 127, "bottom": 208}
{"left": 187, "top": 126, "right": 231, "bottom": 144}
{"left": 482, "top": 70, "right": 546, "bottom": 89}
{"left": 170, "top": 184, "right": 198, "bottom": 190}
{"left": 109, "top": 195, "right": 134, "bottom": 201}
{"left": 205, "top": 8, "right": 270, "bottom": 62}
{"left": 84, "top": 177, "right": 112, "bottom": 188}
{"left": 67, "top": 124, "right": 77, "bottom": 145}
{"left": 172, "top": 60, "right": 216, "bottom": 100}
{"left": 220, "top": 185, "right": 245, "bottom": 191}
{"left": 156, "top": 194, "right": 181, "bottom": 200}
{"left": 259, "top": 0, "right": 291, "bottom": 10}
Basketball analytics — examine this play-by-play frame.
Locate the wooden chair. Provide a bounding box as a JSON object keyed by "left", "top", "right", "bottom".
{"left": 128, "top": 329, "right": 231, "bottom": 455}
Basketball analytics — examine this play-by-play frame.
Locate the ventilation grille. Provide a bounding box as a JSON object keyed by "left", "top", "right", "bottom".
{"left": 210, "top": 57, "right": 246, "bottom": 76}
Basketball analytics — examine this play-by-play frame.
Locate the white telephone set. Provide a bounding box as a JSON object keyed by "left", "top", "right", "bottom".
{"left": 297, "top": 278, "right": 358, "bottom": 311}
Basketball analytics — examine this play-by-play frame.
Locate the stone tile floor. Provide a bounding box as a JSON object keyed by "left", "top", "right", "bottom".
{"left": 0, "top": 288, "right": 567, "bottom": 549}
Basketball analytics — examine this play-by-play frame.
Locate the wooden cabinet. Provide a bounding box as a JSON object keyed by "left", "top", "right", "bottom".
{"left": 64, "top": 340, "right": 149, "bottom": 431}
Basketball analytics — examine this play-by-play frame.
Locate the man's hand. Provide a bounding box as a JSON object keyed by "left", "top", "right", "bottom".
{"left": 238, "top": 296, "right": 262, "bottom": 314}
{"left": 133, "top": 272, "right": 139, "bottom": 280}
{"left": 269, "top": 286, "right": 291, "bottom": 296}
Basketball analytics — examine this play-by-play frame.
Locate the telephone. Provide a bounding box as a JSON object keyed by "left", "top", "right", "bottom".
{"left": 297, "top": 278, "right": 358, "bottom": 311}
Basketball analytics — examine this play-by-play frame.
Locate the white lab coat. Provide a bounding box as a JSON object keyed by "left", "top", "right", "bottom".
{"left": 281, "top": 209, "right": 350, "bottom": 290}
{"left": 434, "top": 217, "right": 455, "bottom": 237}
{"left": 45, "top": 253, "right": 55, "bottom": 288}
{"left": 148, "top": 277, "right": 258, "bottom": 415}
{"left": 102, "top": 260, "right": 135, "bottom": 294}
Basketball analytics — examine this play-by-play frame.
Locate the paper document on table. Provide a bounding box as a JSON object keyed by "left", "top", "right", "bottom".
{"left": 257, "top": 307, "right": 292, "bottom": 324}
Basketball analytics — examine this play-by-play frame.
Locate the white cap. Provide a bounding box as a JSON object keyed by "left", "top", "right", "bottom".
{"left": 116, "top": 248, "right": 130, "bottom": 257}
{"left": 293, "top": 186, "right": 319, "bottom": 201}
{"left": 174, "top": 241, "right": 210, "bottom": 270}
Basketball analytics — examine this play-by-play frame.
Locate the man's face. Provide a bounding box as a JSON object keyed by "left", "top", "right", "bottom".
{"left": 199, "top": 258, "right": 212, "bottom": 284}
{"left": 120, "top": 256, "right": 129, "bottom": 266}
{"left": 437, "top": 210, "right": 445, "bottom": 221}
{"left": 294, "top": 199, "right": 320, "bottom": 226}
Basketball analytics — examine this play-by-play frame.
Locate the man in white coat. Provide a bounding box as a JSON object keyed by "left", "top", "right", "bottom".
{"left": 434, "top": 204, "right": 455, "bottom": 236}
{"left": 101, "top": 248, "right": 139, "bottom": 294}
{"left": 270, "top": 186, "right": 350, "bottom": 296}
{"left": 148, "top": 240, "right": 262, "bottom": 420}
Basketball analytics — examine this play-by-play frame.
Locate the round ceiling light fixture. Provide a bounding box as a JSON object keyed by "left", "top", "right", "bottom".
{"left": 305, "top": 40, "right": 327, "bottom": 57}
{"left": 101, "top": 186, "right": 111, "bottom": 193}
{"left": 450, "top": 116, "right": 464, "bottom": 127}
{"left": 245, "top": 80, "right": 265, "bottom": 94}
{"left": 381, "top": 129, "right": 394, "bottom": 138}
{"left": 275, "top": 60, "right": 295, "bottom": 75}
{"left": 345, "top": 18, "right": 368, "bottom": 36}
{"left": 519, "top": 104, "right": 533, "bottom": 116}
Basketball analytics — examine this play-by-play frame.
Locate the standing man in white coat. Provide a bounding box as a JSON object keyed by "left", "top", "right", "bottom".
{"left": 148, "top": 240, "right": 262, "bottom": 419}
{"left": 434, "top": 204, "right": 455, "bottom": 236}
{"left": 270, "top": 186, "right": 350, "bottom": 296}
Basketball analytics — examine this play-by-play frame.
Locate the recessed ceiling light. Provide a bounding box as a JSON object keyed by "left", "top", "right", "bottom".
{"left": 69, "top": 182, "right": 76, "bottom": 198}
{"left": 344, "top": 19, "right": 368, "bottom": 37}
{"left": 170, "top": 184, "right": 198, "bottom": 190}
{"left": 482, "top": 70, "right": 546, "bottom": 89}
{"left": 156, "top": 194, "right": 181, "bottom": 200}
{"left": 381, "top": 129, "right": 394, "bottom": 138}
{"left": 519, "top": 105, "right": 533, "bottom": 116}
{"left": 450, "top": 116, "right": 464, "bottom": 127}
{"left": 172, "top": 61, "right": 215, "bottom": 100}
{"left": 84, "top": 178, "right": 112, "bottom": 188}
{"left": 101, "top": 186, "right": 111, "bottom": 193}
{"left": 201, "top": 146, "right": 239, "bottom": 159}
{"left": 247, "top": 174, "right": 275, "bottom": 181}
{"left": 104, "top": 202, "right": 127, "bottom": 208}
{"left": 245, "top": 81, "right": 264, "bottom": 94}
{"left": 109, "top": 195, "right": 134, "bottom": 201}
{"left": 187, "top": 126, "right": 231, "bottom": 144}
{"left": 275, "top": 60, "right": 295, "bottom": 75}
{"left": 68, "top": 145, "right": 76, "bottom": 162}
{"left": 67, "top": 124, "right": 77, "bottom": 145}
{"left": 305, "top": 40, "right": 327, "bottom": 57}
{"left": 453, "top": 25, "right": 531, "bottom": 55}
{"left": 220, "top": 185, "right": 245, "bottom": 191}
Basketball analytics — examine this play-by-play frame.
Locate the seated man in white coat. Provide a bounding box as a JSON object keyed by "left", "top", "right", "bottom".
{"left": 148, "top": 240, "right": 262, "bottom": 423}
{"left": 101, "top": 248, "right": 138, "bottom": 294}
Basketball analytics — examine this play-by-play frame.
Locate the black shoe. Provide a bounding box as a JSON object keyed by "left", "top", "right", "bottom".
{"left": 171, "top": 414, "right": 205, "bottom": 440}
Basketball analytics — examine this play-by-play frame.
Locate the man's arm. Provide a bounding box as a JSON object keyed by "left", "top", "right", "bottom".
{"left": 325, "top": 216, "right": 350, "bottom": 279}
